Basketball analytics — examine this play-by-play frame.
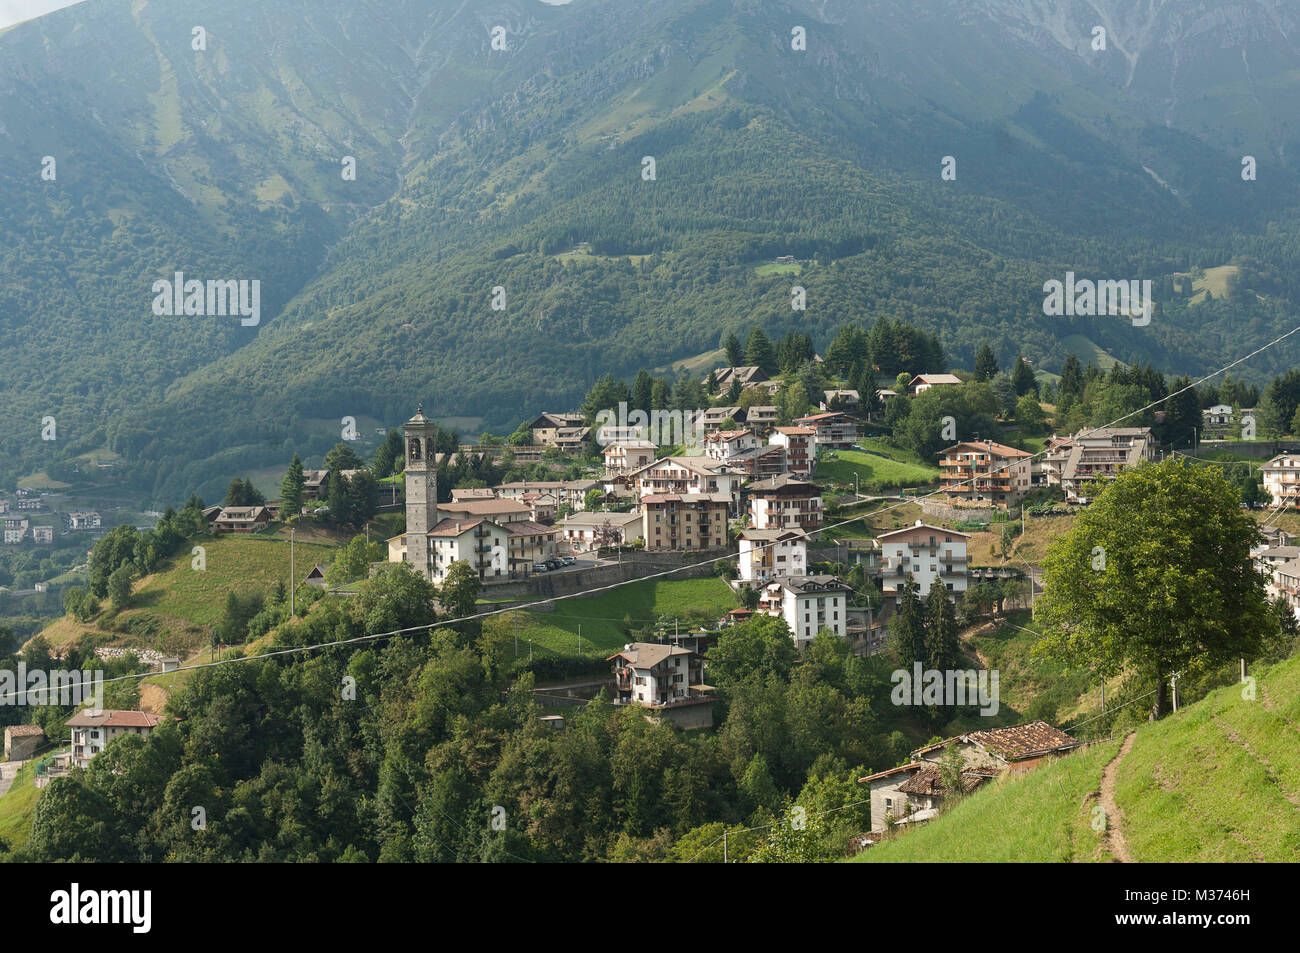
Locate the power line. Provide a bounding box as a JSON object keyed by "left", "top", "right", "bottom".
{"left": 12, "top": 322, "right": 1300, "bottom": 728}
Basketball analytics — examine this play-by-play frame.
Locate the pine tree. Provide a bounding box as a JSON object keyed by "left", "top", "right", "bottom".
{"left": 973, "top": 345, "right": 999, "bottom": 382}
{"left": 924, "top": 587, "right": 960, "bottom": 672}
{"left": 888, "top": 580, "right": 926, "bottom": 668}
{"left": 1011, "top": 354, "right": 1037, "bottom": 396}
{"left": 744, "top": 327, "right": 777, "bottom": 375}
{"left": 723, "top": 331, "right": 743, "bottom": 368}
{"left": 281, "top": 454, "right": 305, "bottom": 515}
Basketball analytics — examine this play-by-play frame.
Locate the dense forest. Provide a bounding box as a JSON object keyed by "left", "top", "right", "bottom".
{"left": 3, "top": 0, "right": 1300, "bottom": 504}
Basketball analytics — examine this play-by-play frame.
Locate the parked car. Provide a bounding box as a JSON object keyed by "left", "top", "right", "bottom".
{"left": 561, "top": 555, "right": 576, "bottom": 566}
{"left": 532, "top": 562, "right": 549, "bottom": 573}
{"left": 545, "top": 558, "right": 561, "bottom": 571}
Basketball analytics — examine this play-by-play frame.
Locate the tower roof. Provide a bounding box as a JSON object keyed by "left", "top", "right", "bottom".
{"left": 405, "top": 402, "right": 434, "bottom": 427}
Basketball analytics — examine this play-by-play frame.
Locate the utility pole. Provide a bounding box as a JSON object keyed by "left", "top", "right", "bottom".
{"left": 1171, "top": 672, "right": 1180, "bottom": 713}
{"left": 723, "top": 829, "right": 728, "bottom": 864}
{"left": 577, "top": 624, "right": 582, "bottom": 655}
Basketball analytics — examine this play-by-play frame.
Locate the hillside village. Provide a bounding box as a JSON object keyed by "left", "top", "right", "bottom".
{"left": 4, "top": 321, "right": 1300, "bottom": 864}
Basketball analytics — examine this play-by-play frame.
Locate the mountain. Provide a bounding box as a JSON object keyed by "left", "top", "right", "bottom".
{"left": 4, "top": 0, "right": 1300, "bottom": 501}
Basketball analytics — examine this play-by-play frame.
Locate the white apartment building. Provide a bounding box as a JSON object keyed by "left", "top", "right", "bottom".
{"left": 703, "top": 429, "right": 762, "bottom": 464}
{"left": 1262, "top": 453, "right": 1300, "bottom": 509}
{"left": 388, "top": 517, "right": 511, "bottom": 584}
{"left": 757, "top": 574, "right": 851, "bottom": 645}
{"left": 768, "top": 426, "right": 817, "bottom": 478}
{"left": 1044, "top": 427, "right": 1154, "bottom": 503}
{"left": 876, "top": 521, "right": 970, "bottom": 607}
{"left": 628, "top": 457, "right": 746, "bottom": 511}
{"left": 737, "top": 528, "right": 807, "bottom": 585}
{"left": 558, "top": 510, "right": 643, "bottom": 550}
{"left": 603, "top": 440, "right": 657, "bottom": 474}
{"left": 65, "top": 709, "right": 162, "bottom": 770}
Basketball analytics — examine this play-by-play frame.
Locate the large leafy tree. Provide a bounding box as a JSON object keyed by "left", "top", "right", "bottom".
{"left": 1035, "top": 458, "right": 1274, "bottom": 718}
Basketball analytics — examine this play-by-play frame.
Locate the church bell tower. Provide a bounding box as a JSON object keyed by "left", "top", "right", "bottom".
{"left": 403, "top": 403, "right": 438, "bottom": 579}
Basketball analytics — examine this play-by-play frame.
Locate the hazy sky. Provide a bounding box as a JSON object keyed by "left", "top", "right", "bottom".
{"left": 0, "top": 0, "right": 88, "bottom": 31}
{"left": 0, "top": 0, "right": 577, "bottom": 31}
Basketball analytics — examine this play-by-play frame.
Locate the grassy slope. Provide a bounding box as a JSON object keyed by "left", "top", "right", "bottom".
{"left": 857, "top": 651, "right": 1300, "bottom": 862}
{"left": 966, "top": 614, "right": 1092, "bottom": 722}
{"left": 1116, "top": 655, "right": 1300, "bottom": 861}
{"left": 815, "top": 441, "right": 940, "bottom": 493}
{"left": 854, "top": 737, "right": 1123, "bottom": 863}
{"left": 0, "top": 767, "right": 41, "bottom": 852}
{"left": 132, "top": 534, "right": 335, "bottom": 627}
{"left": 485, "top": 576, "right": 737, "bottom": 660}
{"left": 29, "top": 533, "right": 338, "bottom": 655}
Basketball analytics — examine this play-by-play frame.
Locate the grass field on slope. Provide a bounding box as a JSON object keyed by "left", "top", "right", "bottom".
{"left": 132, "top": 534, "right": 336, "bottom": 626}
{"left": 816, "top": 447, "right": 940, "bottom": 492}
{"left": 853, "top": 737, "right": 1122, "bottom": 863}
{"left": 486, "top": 576, "right": 737, "bottom": 660}
{"left": 1115, "top": 654, "right": 1300, "bottom": 861}
{"left": 0, "top": 767, "right": 41, "bottom": 852}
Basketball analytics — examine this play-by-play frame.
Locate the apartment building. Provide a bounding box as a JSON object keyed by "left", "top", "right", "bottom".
{"left": 629, "top": 457, "right": 746, "bottom": 511}
{"left": 737, "top": 528, "right": 807, "bottom": 585}
{"left": 939, "top": 440, "right": 1037, "bottom": 509}
{"left": 1044, "top": 427, "right": 1154, "bottom": 503}
{"left": 703, "top": 429, "right": 762, "bottom": 463}
{"left": 794, "top": 411, "right": 861, "bottom": 449}
{"left": 768, "top": 426, "right": 816, "bottom": 478}
{"left": 756, "top": 574, "right": 851, "bottom": 645}
{"left": 1262, "top": 453, "right": 1300, "bottom": 509}
{"left": 66, "top": 709, "right": 162, "bottom": 770}
{"left": 640, "top": 493, "right": 730, "bottom": 551}
{"left": 747, "top": 474, "right": 824, "bottom": 534}
{"left": 876, "top": 521, "right": 970, "bottom": 607}
{"left": 603, "top": 440, "right": 657, "bottom": 474}
{"left": 387, "top": 517, "right": 511, "bottom": 584}
{"left": 559, "top": 510, "right": 643, "bottom": 550}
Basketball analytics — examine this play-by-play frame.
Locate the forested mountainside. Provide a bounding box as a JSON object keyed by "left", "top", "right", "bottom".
{"left": 4, "top": 0, "right": 1300, "bottom": 502}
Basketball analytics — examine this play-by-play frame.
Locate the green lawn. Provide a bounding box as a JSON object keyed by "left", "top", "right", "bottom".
{"left": 0, "top": 764, "right": 43, "bottom": 852}
{"left": 853, "top": 737, "right": 1122, "bottom": 862}
{"left": 816, "top": 446, "right": 940, "bottom": 491}
{"left": 133, "top": 533, "right": 337, "bottom": 626}
{"left": 487, "top": 576, "right": 737, "bottom": 660}
{"left": 1115, "top": 655, "right": 1300, "bottom": 862}
{"left": 754, "top": 261, "right": 802, "bottom": 276}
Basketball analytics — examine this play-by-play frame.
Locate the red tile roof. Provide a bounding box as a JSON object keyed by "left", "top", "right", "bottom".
{"left": 65, "top": 709, "right": 162, "bottom": 729}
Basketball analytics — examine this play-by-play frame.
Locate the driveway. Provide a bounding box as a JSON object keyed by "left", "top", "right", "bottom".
{"left": 0, "top": 760, "right": 27, "bottom": 798}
